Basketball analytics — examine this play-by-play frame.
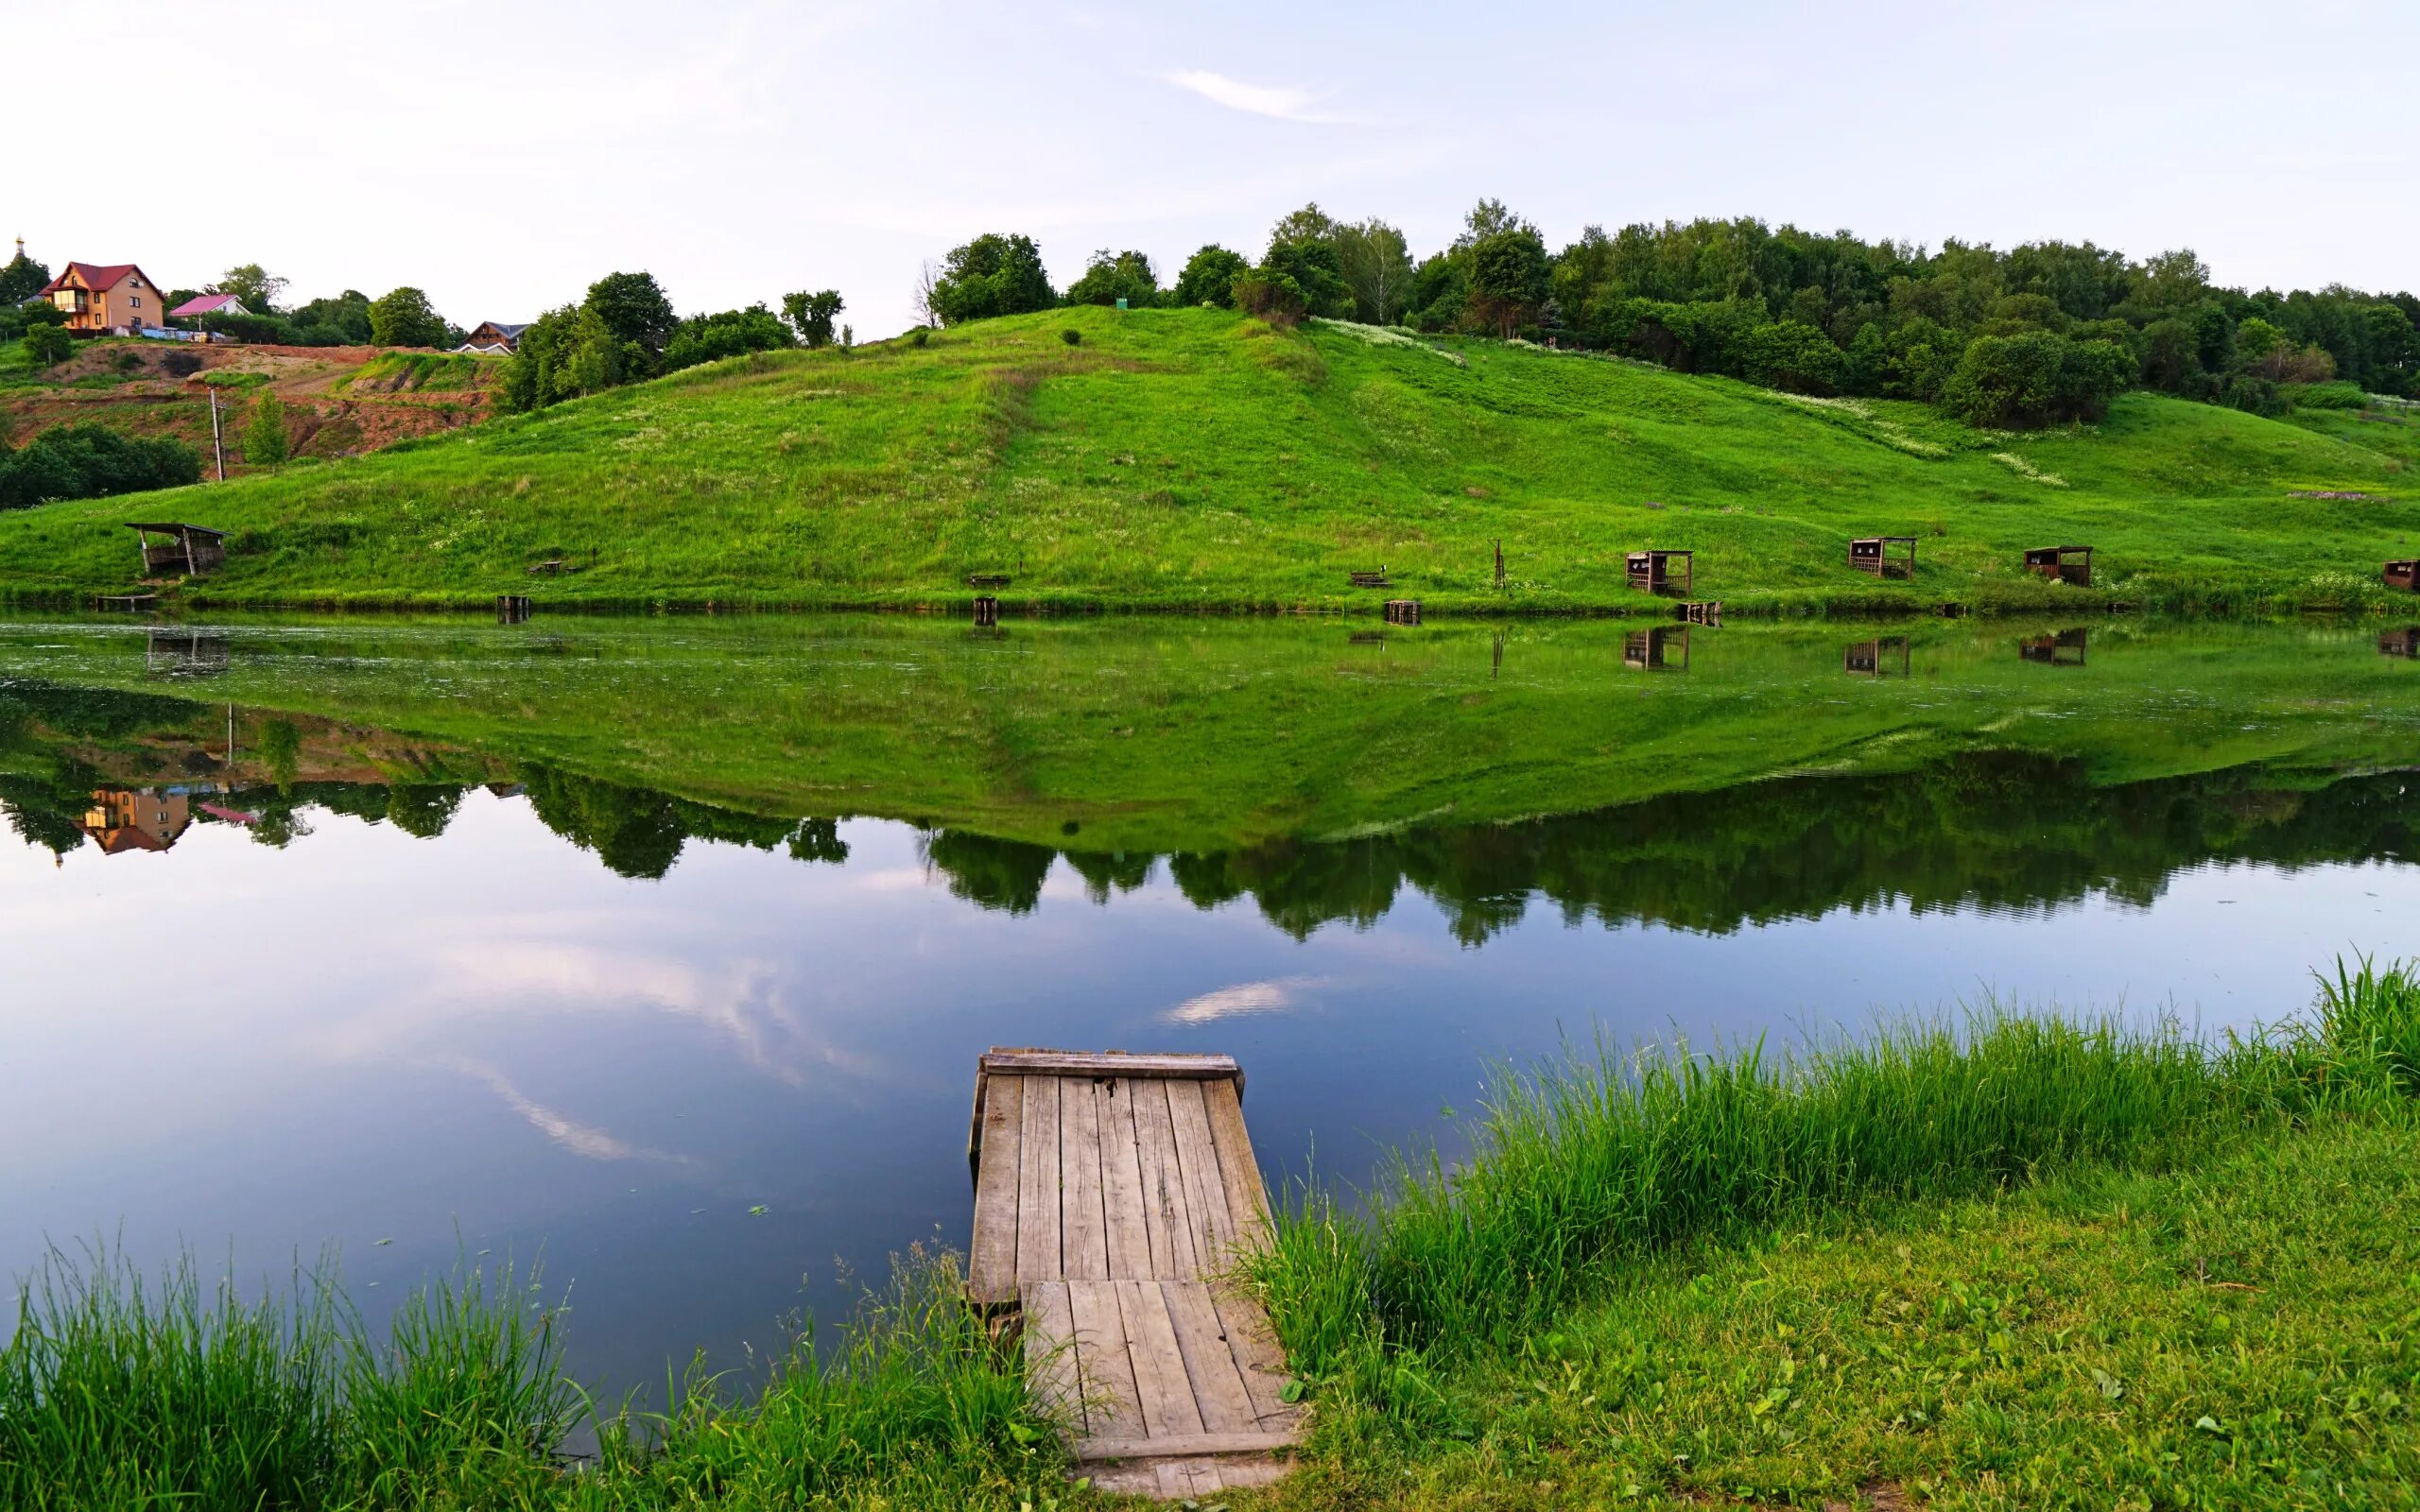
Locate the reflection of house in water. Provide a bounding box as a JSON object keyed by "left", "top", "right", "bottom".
{"left": 82, "top": 788, "right": 197, "bottom": 854}
{"left": 146, "top": 629, "right": 232, "bottom": 678}
{"left": 1623, "top": 626, "right": 1689, "bottom": 671}
{"left": 2381, "top": 628, "right": 2420, "bottom": 659}
{"left": 2019, "top": 628, "right": 2089, "bottom": 666}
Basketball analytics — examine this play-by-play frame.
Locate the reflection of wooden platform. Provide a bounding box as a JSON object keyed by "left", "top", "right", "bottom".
{"left": 970, "top": 1049, "right": 1303, "bottom": 1498}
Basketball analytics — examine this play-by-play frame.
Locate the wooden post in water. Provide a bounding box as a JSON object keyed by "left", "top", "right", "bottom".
{"left": 208, "top": 387, "right": 226, "bottom": 482}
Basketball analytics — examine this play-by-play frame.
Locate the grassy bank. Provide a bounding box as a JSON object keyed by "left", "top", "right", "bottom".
{"left": 6, "top": 961, "right": 2415, "bottom": 1508}
{"left": 0, "top": 309, "right": 2412, "bottom": 614}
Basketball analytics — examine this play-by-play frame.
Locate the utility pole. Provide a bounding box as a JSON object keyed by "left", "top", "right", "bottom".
{"left": 208, "top": 387, "right": 226, "bottom": 482}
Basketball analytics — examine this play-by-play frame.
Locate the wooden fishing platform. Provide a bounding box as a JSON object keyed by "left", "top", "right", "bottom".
{"left": 969, "top": 1049, "right": 1304, "bottom": 1499}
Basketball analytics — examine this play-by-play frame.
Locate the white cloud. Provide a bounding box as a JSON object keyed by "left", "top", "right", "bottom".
{"left": 1165, "top": 69, "right": 1344, "bottom": 124}
{"left": 1162, "top": 975, "right": 1326, "bottom": 1024}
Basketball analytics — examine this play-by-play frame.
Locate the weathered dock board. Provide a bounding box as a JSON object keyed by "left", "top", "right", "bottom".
{"left": 970, "top": 1048, "right": 1304, "bottom": 1498}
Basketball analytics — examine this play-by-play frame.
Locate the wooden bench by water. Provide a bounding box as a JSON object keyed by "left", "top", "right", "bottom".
{"left": 968, "top": 1049, "right": 1304, "bottom": 1498}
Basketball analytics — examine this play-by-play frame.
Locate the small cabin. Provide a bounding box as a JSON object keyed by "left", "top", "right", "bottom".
{"left": 2386, "top": 560, "right": 2418, "bottom": 593}
{"left": 2019, "top": 628, "right": 2089, "bottom": 666}
{"left": 1843, "top": 637, "right": 1911, "bottom": 677}
{"left": 2024, "top": 545, "right": 2094, "bottom": 588}
{"left": 1623, "top": 626, "right": 1689, "bottom": 671}
{"left": 1625, "top": 548, "right": 1692, "bottom": 594}
{"left": 1849, "top": 536, "right": 1917, "bottom": 578}
{"left": 2379, "top": 628, "right": 2419, "bottom": 659}
{"left": 125, "top": 523, "right": 226, "bottom": 578}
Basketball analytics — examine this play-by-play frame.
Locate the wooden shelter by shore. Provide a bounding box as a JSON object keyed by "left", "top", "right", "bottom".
{"left": 2024, "top": 544, "right": 2094, "bottom": 587}
{"left": 1626, "top": 548, "right": 1692, "bottom": 594}
{"left": 1849, "top": 536, "right": 1918, "bottom": 578}
{"left": 2387, "top": 560, "right": 2418, "bottom": 593}
{"left": 969, "top": 1049, "right": 1303, "bottom": 1499}
{"left": 125, "top": 523, "right": 225, "bottom": 578}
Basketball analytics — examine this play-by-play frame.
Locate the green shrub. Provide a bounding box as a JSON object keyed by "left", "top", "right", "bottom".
{"left": 1059, "top": 328, "right": 1081, "bottom": 346}
{"left": 2290, "top": 380, "right": 2369, "bottom": 410}
{"left": 910, "top": 327, "right": 930, "bottom": 348}
{"left": 0, "top": 423, "right": 200, "bottom": 507}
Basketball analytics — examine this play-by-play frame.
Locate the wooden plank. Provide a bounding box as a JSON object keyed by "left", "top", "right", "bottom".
{"left": 1114, "top": 1279, "right": 1207, "bottom": 1438}
{"left": 968, "top": 1074, "right": 1024, "bottom": 1305}
{"left": 1161, "top": 1280, "right": 1260, "bottom": 1433}
{"left": 980, "top": 1049, "right": 1243, "bottom": 1091}
{"left": 1059, "top": 1078, "right": 1109, "bottom": 1280}
{"left": 1065, "top": 1279, "right": 1143, "bottom": 1440}
{"left": 1210, "top": 1281, "right": 1302, "bottom": 1433}
{"left": 1126, "top": 1079, "right": 1201, "bottom": 1280}
{"left": 1165, "top": 1080, "right": 1239, "bottom": 1266}
{"left": 1095, "top": 1076, "right": 1154, "bottom": 1279}
{"left": 1015, "top": 1074, "right": 1063, "bottom": 1285}
{"left": 1201, "top": 1078, "right": 1272, "bottom": 1247}
{"left": 1155, "top": 1461, "right": 1224, "bottom": 1497}
{"left": 1023, "top": 1280, "right": 1080, "bottom": 1432}
{"left": 1072, "top": 1430, "right": 1304, "bottom": 1460}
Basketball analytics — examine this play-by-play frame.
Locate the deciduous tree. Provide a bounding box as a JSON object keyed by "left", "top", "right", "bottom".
{"left": 1170, "top": 245, "right": 1248, "bottom": 308}
{"left": 781, "top": 289, "right": 844, "bottom": 348}
{"left": 367, "top": 286, "right": 447, "bottom": 347}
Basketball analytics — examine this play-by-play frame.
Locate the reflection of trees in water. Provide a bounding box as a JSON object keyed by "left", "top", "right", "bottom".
{"left": 927, "top": 755, "right": 2419, "bottom": 941}
{"left": 1, "top": 682, "right": 2411, "bottom": 931}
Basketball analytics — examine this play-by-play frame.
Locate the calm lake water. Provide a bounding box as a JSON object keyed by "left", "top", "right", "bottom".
{"left": 1, "top": 612, "right": 2414, "bottom": 1390}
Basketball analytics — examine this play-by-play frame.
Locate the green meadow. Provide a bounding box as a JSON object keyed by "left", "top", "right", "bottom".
{"left": 0, "top": 307, "right": 2412, "bottom": 613}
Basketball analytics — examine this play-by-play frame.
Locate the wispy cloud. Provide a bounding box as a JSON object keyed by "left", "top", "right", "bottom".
{"left": 1166, "top": 69, "right": 1345, "bottom": 124}
{"left": 1162, "top": 975, "right": 1326, "bottom": 1025}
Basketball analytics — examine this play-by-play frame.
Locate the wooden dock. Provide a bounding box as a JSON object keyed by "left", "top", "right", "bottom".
{"left": 969, "top": 1049, "right": 1304, "bottom": 1498}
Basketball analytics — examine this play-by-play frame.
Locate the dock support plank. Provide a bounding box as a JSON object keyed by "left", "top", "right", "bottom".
{"left": 1024, "top": 1281, "right": 1079, "bottom": 1429}
{"left": 969, "top": 1074, "right": 1023, "bottom": 1305}
{"left": 1067, "top": 1279, "right": 1144, "bottom": 1440}
{"left": 1097, "top": 1079, "right": 1154, "bottom": 1278}
{"left": 1165, "top": 1080, "right": 1239, "bottom": 1264}
{"left": 1060, "top": 1077, "right": 1110, "bottom": 1280}
{"left": 1016, "top": 1074, "right": 1063, "bottom": 1285}
{"left": 1202, "top": 1078, "right": 1271, "bottom": 1243}
{"left": 1128, "top": 1078, "right": 1202, "bottom": 1280}
{"left": 1161, "top": 1280, "right": 1260, "bottom": 1432}
{"left": 1115, "top": 1279, "right": 1208, "bottom": 1439}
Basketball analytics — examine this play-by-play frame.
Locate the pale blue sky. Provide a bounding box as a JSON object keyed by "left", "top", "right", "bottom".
{"left": 14, "top": 1, "right": 2413, "bottom": 335}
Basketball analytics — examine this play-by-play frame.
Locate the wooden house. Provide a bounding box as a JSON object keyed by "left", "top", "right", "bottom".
{"left": 2024, "top": 545, "right": 2094, "bottom": 587}
{"left": 458, "top": 320, "right": 528, "bottom": 354}
{"left": 1625, "top": 548, "right": 1692, "bottom": 594}
{"left": 2385, "top": 560, "right": 2417, "bottom": 593}
{"left": 37, "top": 262, "right": 163, "bottom": 333}
{"left": 1849, "top": 536, "right": 1917, "bottom": 578}
{"left": 125, "top": 523, "right": 227, "bottom": 577}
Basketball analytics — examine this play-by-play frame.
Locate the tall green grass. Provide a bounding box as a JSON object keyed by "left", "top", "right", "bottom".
{"left": 1253, "top": 970, "right": 2420, "bottom": 1396}
{"left": 0, "top": 1246, "right": 1052, "bottom": 1510}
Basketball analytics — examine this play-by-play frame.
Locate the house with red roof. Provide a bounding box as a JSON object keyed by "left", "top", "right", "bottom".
{"left": 38, "top": 261, "right": 163, "bottom": 333}
{"left": 168, "top": 292, "right": 252, "bottom": 321}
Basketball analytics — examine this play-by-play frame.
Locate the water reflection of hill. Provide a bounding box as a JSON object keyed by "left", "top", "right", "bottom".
{"left": 6, "top": 675, "right": 2408, "bottom": 937}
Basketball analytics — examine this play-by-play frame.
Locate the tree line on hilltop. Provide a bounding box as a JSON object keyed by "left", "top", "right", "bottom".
{"left": 498, "top": 276, "right": 846, "bottom": 413}
{"left": 917, "top": 200, "right": 2420, "bottom": 431}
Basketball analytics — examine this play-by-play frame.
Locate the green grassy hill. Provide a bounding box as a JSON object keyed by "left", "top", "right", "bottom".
{"left": 0, "top": 307, "right": 2411, "bottom": 613}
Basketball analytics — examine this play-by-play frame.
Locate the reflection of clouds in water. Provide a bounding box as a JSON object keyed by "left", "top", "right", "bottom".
{"left": 441, "top": 1057, "right": 683, "bottom": 1164}
{"left": 1163, "top": 976, "right": 1326, "bottom": 1024}
{"left": 320, "top": 931, "right": 889, "bottom": 1091}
